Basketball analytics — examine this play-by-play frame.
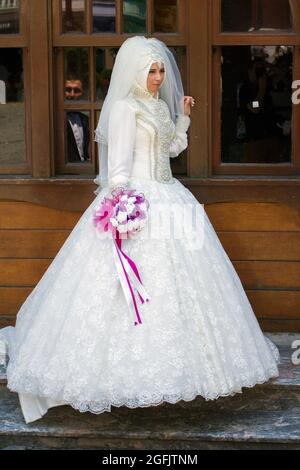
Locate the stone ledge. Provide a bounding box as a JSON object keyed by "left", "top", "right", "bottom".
{"left": 0, "top": 388, "right": 299, "bottom": 450}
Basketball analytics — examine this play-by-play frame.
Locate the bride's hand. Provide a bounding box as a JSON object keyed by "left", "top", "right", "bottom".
{"left": 184, "top": 96, "right": 195, "bottom": 116}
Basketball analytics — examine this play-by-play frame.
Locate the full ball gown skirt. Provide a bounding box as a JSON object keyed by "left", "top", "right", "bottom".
{"left": 0, "top": 176, "right": 280, "bottom": 423}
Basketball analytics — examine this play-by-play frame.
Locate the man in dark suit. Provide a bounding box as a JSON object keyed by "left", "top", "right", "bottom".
{"left": 65, "top": 77, "right": 90, "bottom": 162}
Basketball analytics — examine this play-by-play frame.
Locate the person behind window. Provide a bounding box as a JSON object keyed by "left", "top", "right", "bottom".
{"left": 65, "top": 76, "right": 90, "bottom": 162}
{"left": 238, "top": 59, "right": 272, "bottom": 141}
{"left": 239, "top": 57, "right": 288, "bottom": 162}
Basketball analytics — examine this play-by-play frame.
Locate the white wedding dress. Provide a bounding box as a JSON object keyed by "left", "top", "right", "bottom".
{"left": 0, "top": 83, "right": 280, "bottom": 423}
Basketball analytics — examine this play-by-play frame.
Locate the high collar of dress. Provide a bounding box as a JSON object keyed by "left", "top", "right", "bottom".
{"left": 131, "top": 81, "right": 159, "bottom": 101}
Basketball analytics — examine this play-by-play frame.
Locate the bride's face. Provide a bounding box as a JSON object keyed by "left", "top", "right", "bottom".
{"left": 147, "top": 62, "right": 165, "bottom": 93}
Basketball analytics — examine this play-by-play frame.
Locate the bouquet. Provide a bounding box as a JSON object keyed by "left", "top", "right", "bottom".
{"left": 93, "top": 187, "right": 150, "bottom": 325}
{"left": 92, "top": 187, "right": 149, "bottom": 239}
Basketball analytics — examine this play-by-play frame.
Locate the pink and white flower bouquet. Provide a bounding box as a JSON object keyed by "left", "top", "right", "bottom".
{"left": 92, "top": 187, "right": 149, "bottom": 239}
{"left": 92, "top": 187, "right": 150, "bottom": 326}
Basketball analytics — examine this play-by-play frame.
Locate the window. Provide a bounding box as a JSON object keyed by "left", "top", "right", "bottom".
{"left": 53, "top": 0, "right": 187, "bottom": 177}
{"left": 221, "top": 0, "right": 292, "bottom": 32}
{"left": 211, "top": 0, "right": 300, "bottom": 175}
{"left": 0, "top": 0, "right": 20, "bottom": 34}
{"left": 0, "top": 0, "right": 30, "bottom": 175}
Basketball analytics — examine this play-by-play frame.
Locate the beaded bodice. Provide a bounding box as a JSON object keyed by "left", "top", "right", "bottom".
{"left": 129, "top": 83, "right": 176, "bottom": 184}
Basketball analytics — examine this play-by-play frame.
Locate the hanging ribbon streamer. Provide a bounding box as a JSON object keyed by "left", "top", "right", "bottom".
{"left": 112, "top": 232, "right": 150, "bottom": 326}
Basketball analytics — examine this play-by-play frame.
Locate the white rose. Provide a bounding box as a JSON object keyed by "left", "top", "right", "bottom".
{"left": 118, "top": 223, "right": 128, "bottom": 233}
{"left": 132, "top": 219, "right": 140, "bottom": 230}
{"left": 117, "top": 211, "right": 127, "bottom": 223}
{"left": 110, "top": 218, "right": 119, "bottom": 227}
{"left": 127, "top": 220, "right": 134, "bottom": 231}
{"left": 128, "top": 196, "right": 136, "bottom": 204}
{"left": 126, "top": 203, "right": 135, "bottom": 215}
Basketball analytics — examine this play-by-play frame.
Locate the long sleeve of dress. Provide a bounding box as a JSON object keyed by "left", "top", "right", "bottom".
{"left": 169, "top": 114, "right": 191, "bottom": 158}
{"left": 107, "top": 99, "right": 137, "bottom": 189}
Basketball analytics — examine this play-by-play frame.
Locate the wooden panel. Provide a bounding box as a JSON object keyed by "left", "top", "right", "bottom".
{"left": 1, "top": 287, "right": 299, "bottom": 325}
{"left": 1, "top": 314, "right": 294, "bottom": 332}
{"left": 4, "top": 226, "right": 298, "bottom": 263}
{"left": 1, "top": 179, "right": 300, "bottom": 213}
{"left": 1, "top": 200, "right": 299, "bottom": 231}
{"left": 0, "top": 259, "right": 51, "bottom": 286}
{"left": 233, "top": 261, "right": 300, "bottom": 290}
{"left": 0, "top": 316, "right": 15, "bottom": 329}
{"left": 259, "top": 319, "right": 300, "bottom": 332}
{"left": 0, "top": 230, "right": 70, "bottom": 258}
{"left": 2, "top": 232, "right": 299, "bottom": 263}
{"left": 0, "top": 287, "right": 32, "bottom": 315}
{"left": 0, "top": 180, "right": 94, "bottom": 212}
{"left": 0, "top": 202, "right": 81, "bottom": 229}
{"left": 247, "top": 290, "right": 300, "bottom": 319}
{"left": 1, "top": 258, "right": 299, "bottom": 290}
{"left": 205, "top": 203, "right": 300, "bottom": 232}
{"left": 219, "top": 232, "right": 300, "bottom": 261}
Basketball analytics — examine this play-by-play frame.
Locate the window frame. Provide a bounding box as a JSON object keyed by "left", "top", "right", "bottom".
{"left": 52, "top": 0, "right": 187, "bottom": 45}
{"left": 210, "top": 0, "right": 300, "bottom": 176}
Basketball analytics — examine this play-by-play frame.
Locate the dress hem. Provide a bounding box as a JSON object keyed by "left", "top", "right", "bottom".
{"left": 11, "top": 366, "right": 280, "bottom": 423}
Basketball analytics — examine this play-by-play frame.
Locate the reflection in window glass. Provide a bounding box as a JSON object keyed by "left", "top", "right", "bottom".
{"left": 123, "top": 0, "right": 146, "bottom": 33}
{"left": 64, "top": 48, "right": 89, "bottom": 101}
{"left": 221, "top": 0, "right": 292, "bottom": 32}
{"left": 168, "top": 46, "right": 187, "bottom": 89}
{"left": 169, "top": 47, "right": 187, "bottom": 175}
{"left": 95, "top": 48, "right": 117, "bottom": 104}
{"left": 62, "top": 0, "right": 85, "bottom": 34}
{"left": 66, "top": 110, "right": 90, "bottom": 163}
{"left": 93, "top": 0, "right": 116, "bottom": 33}
{"left": 221, "top": 46, "right": 293, "bottom": 164}
{"left": 0, "top": 48, "right": 25, "bottom": 165}
{"left": 0, "top": 0, "right": 19, "bottom": 34}
{"left": 154, "top": 0, "right": 177, "bottom": 33}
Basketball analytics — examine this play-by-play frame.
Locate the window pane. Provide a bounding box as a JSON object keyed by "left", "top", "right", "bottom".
{"left": 221, "top": 0, "right": 292, "bottom": 32}
{"left": 93, "top": 0, "right": 116, "bottom": 33}
{"left": 221, "top": 46, "right": 293, "bottom": 164}
{"left": 62, "top": 0, "right": 85, "bottom": 34}
{"left": 64, "top": 48, "right": 89, "bottom": 101}
{"left": 0, "top": 0, "right": 19, "bottom": 34}
{"left": 123, "top": 0, "right": 146, "bottom": 33}
{"left": 169, "top": 46, "right": 187, "bottom": 175}
{"left": 0, "top": 48, "right": 25, "bottom": 165}
{"left": 66, "top": 110, "right": 90, "bottom": 163}
{"left": 95, "top": 47, "right": 117, "bottom": 104}
{"left": 154, "top": 0, "right": 177, "bottom": 33}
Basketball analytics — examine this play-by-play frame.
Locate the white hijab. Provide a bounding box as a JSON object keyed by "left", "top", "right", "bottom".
{"left": 94, "top": 36, "right": 184, "bottom": 188}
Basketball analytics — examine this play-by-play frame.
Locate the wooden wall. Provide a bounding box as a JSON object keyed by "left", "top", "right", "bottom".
{"left": 0, "top": 200, "right": 299, "bottom": 331}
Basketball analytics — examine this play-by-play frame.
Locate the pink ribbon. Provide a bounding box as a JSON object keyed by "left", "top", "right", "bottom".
{"left": 112, "top": 232, "right": 150, "bottom": 326}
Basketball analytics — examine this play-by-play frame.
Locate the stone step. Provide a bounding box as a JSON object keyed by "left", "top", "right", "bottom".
{"left": 0, "top": 386, "right": 300, "bottom": 450}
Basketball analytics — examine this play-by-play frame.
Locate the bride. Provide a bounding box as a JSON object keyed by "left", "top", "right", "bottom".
{"left": 0, "top": 36, "right": 279, "bottom": 424}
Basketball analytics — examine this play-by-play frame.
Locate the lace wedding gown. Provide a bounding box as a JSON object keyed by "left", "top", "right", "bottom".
{"left": 0, "top": 84, "right": 280, "bottom": 423}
